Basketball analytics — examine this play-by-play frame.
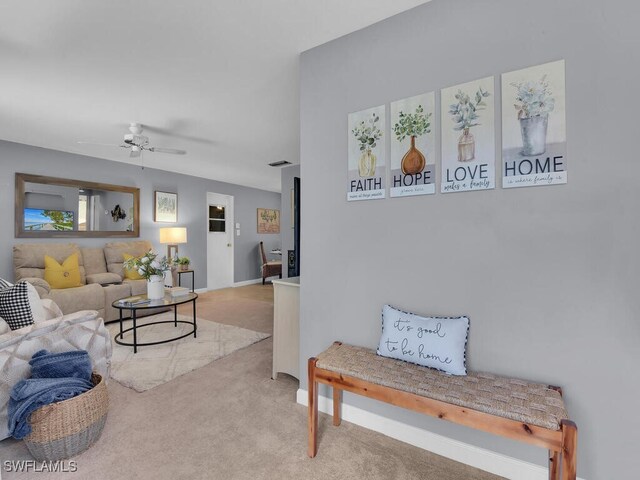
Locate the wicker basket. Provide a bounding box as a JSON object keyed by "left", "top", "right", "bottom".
{"left": 24, "top": 373, "right": 109, "bottom": 461}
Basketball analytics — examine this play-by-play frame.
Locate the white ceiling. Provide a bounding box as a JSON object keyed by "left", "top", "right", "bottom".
{"left": 0, "top": 0, "right": 429, "bottom": 192}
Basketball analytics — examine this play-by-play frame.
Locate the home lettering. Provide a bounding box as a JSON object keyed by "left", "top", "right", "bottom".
{"left": 350, "top": 177, "right": 382, "bottom": 192}
{"left": 504, "top": 156, "right": 564, "bottom": 176}
{"left": 418, "top": 344, "right": 452, "bottom": 364}
{"left": 446, "top": 164, "right": 488, "bottom": 182}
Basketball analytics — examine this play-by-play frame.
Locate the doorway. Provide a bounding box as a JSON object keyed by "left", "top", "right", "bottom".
{"left": 206, "top": 192, "right": 234, "bottom": 290}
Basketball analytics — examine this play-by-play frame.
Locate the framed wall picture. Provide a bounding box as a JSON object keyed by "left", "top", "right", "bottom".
{"left": 501, "top": 60, "right": 567, "bottom": 188}
{"left": 257, "top": 208, "right": 280, "bottom": 234}
{"left": 347, "top": 104, "right": 386, "bottom": 201}
{"left": 154, "top": 191, "right": 178, "bottom": 223}
{"left": 441, "top": 76, "right": 495, "bottom": 193}
{"left": 390, "top": 92, "right": 436, "bottom": 198}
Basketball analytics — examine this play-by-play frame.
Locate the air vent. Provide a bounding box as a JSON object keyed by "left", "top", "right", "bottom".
{"left": 268, "top": 160, "right": 291, "bottom": 167}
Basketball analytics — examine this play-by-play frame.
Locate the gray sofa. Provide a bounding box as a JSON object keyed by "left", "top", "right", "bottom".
{"left": 13, "top": 240, "right": 168, "bottom": 322}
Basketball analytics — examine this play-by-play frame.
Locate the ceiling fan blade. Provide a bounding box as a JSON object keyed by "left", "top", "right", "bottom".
{"left": 77, "top": 141, "right": 127, "bottom": 148}
{"left": 143, "top": 124, "right": 216, "bottom": 146}
{"left": 148, "top": 147, "right": 187, "bottom": 155}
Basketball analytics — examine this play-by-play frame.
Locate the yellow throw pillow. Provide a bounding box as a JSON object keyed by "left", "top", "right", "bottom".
{"left": 123, "top": 253, "right": 144, "bottom": 280}
{"left": 44, "top": 253, "right": 82, "bottom": 289}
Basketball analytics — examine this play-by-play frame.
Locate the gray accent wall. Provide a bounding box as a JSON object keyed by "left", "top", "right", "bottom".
{"left": 280, "top": 164, "right": 300, "bottom": 278}
{"left": 0, "top": 140, "right": 280, "bottom": 287}
{"left": 299, "top": 1, "right": 639, "bottom": 478}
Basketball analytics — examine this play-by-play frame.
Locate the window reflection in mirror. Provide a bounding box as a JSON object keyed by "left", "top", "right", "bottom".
{"left": 16, "top": 173, "right": 140, "bottom": 238}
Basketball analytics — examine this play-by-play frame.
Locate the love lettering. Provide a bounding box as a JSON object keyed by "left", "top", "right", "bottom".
{"left": 446, "top": 163, "right": 488, "bottom": 182}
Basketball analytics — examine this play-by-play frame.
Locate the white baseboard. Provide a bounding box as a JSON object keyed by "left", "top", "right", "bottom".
{"left": 233, "top": 278, "right": 262, "bottom": 287}
{"left": 197, "top": 279, "right": 261, "bottom": 291}
{"left": 297, "top": 389, "right": 585, "bottom": 480}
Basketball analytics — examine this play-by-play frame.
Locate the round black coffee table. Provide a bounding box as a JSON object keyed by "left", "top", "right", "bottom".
{"left": 112, "top": 292, "right": 198, "bottom": 353}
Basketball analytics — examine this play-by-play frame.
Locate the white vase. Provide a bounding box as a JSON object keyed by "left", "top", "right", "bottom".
{"left": 147, "top": 275, "right": 165, "bottom": 300}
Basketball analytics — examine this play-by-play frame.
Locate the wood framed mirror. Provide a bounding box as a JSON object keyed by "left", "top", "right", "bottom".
{"left": 15, "top": 173, "right": 140, "bottom": 238}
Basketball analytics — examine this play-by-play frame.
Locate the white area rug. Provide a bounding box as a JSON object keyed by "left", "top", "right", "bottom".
{"left": 107, "top": 312, "right": 270, "bottom": 392}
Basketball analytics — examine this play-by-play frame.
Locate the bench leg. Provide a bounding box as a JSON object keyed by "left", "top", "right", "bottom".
{"left": 308, "top": 358, "right": 319, "bottom": 458}
{"left": 560, "top": 420, "right": 577, "bottom": 480}
{"left": 333, "top": 387, "right": 342, "bottom": 426}
{"left": 549, "top": 449, "right": 561, "bottom": 480}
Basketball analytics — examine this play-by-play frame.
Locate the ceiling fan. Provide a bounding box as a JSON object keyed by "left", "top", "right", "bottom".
{"left": 78, "top": 123, "right": 187, "bottom": 158}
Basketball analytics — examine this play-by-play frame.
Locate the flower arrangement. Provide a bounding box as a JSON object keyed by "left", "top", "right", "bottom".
{"left": 393, "top": 105, "right": 431, "bottom": 142}
{"left": 511, "top": 75, "right": 555, "bottom": 119}
{"left": 352, "top": 113, "right": 382, "bottom": 152}
{"left": 123, "top": 250, "right": 169, "bottom": 280}
{"left": 449, "top": 87, "right": 490, "bottom": 131}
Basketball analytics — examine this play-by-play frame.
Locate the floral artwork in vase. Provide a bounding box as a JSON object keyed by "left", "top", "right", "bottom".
{"left": 347, "top": 105, "right": 386, "bottom": 202}
{"left": 441, "top": 76, "right": 495, "bottom": 193}
{"left": 390, "top": 92, "right": 436, "bottom": 198}
{"left": 501, "top": 60, "right": 566, "bottom": 189}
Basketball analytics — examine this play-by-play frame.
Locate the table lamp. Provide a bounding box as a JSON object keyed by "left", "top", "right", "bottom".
{"left": 159, "top": 227, "right": 187, "bottom": 261}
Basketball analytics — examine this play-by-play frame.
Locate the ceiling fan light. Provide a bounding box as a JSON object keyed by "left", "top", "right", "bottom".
{"left": 129, "top": 122, "right": 143, "bottom": 135}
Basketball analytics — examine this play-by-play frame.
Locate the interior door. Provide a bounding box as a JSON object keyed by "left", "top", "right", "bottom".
{"left": 206, "top": 192, "right": 234, "bottom": 290}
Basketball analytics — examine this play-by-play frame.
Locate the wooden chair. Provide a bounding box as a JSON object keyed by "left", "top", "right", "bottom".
{"left": 259, "top": 241, "right": 282, "bottom": 284}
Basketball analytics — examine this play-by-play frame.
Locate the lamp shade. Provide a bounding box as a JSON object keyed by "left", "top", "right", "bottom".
{"left": 159, "top": 227, "right": 187, "bottom": 244}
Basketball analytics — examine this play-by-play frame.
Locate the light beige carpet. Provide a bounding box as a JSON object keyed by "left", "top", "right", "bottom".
{"left": 0, "top": 287, "right": 503, "bottom": 480}
{"left": 107, "top": 312, "right": 270, "bottom": 392}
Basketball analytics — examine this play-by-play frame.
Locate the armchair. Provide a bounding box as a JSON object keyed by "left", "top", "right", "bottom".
{"left": 259, "top": 242, "right": 282, "bottom": 285}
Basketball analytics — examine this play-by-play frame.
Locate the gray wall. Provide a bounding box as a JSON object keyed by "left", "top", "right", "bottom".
{"left": 0, "top": 140, "right": 280, "bottom": 287}
{"left": 299, "top": 1, "right": 639, "bottom": 478}
{"left": 280, "top": 164, "right": 300, "bottom": 278}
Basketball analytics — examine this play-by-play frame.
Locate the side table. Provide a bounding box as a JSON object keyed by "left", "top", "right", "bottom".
{"left": 177, "top": 269, "right": 195, "bottom": 292}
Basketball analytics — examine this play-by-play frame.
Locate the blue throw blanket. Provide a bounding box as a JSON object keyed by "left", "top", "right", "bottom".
{"left": 29, "top": 349, "right": 92, "bottom": 380}
{"left": 8, "top": 378, "right": 94, "bottom": 439}
{"left": 8, "top": 350, "right": 94, "bottom": 439}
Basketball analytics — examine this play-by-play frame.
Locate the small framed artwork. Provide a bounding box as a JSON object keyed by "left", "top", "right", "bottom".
{"left": 154, "top": 191, "right": 178, "bottom": 223}
{"left": 257, "top": 208, "right": 280, "bottom": 234}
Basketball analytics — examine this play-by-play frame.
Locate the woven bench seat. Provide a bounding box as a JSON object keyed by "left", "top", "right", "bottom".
{"left": 308, "top": 341, "right": 578, "bottom": 480}
{"left": 316, "top": 342, "right": 568, "bottom": 431}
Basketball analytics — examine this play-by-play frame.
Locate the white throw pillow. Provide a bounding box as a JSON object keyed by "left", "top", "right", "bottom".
{"left": 40, "top": 298, "right": 64, "bottom": 320}
{"left": 25, "top": 282, "right": 45, "bottom": 322}
{"left": 0, "top": 317, "right": 9, "bottom": 335}
{"left": 376, "top": 304, "right": 469, "bottom": 376}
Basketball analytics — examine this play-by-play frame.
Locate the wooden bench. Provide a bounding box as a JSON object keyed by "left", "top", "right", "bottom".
{"left": 308, "top": 342, "right": 577, "bottom": 480}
